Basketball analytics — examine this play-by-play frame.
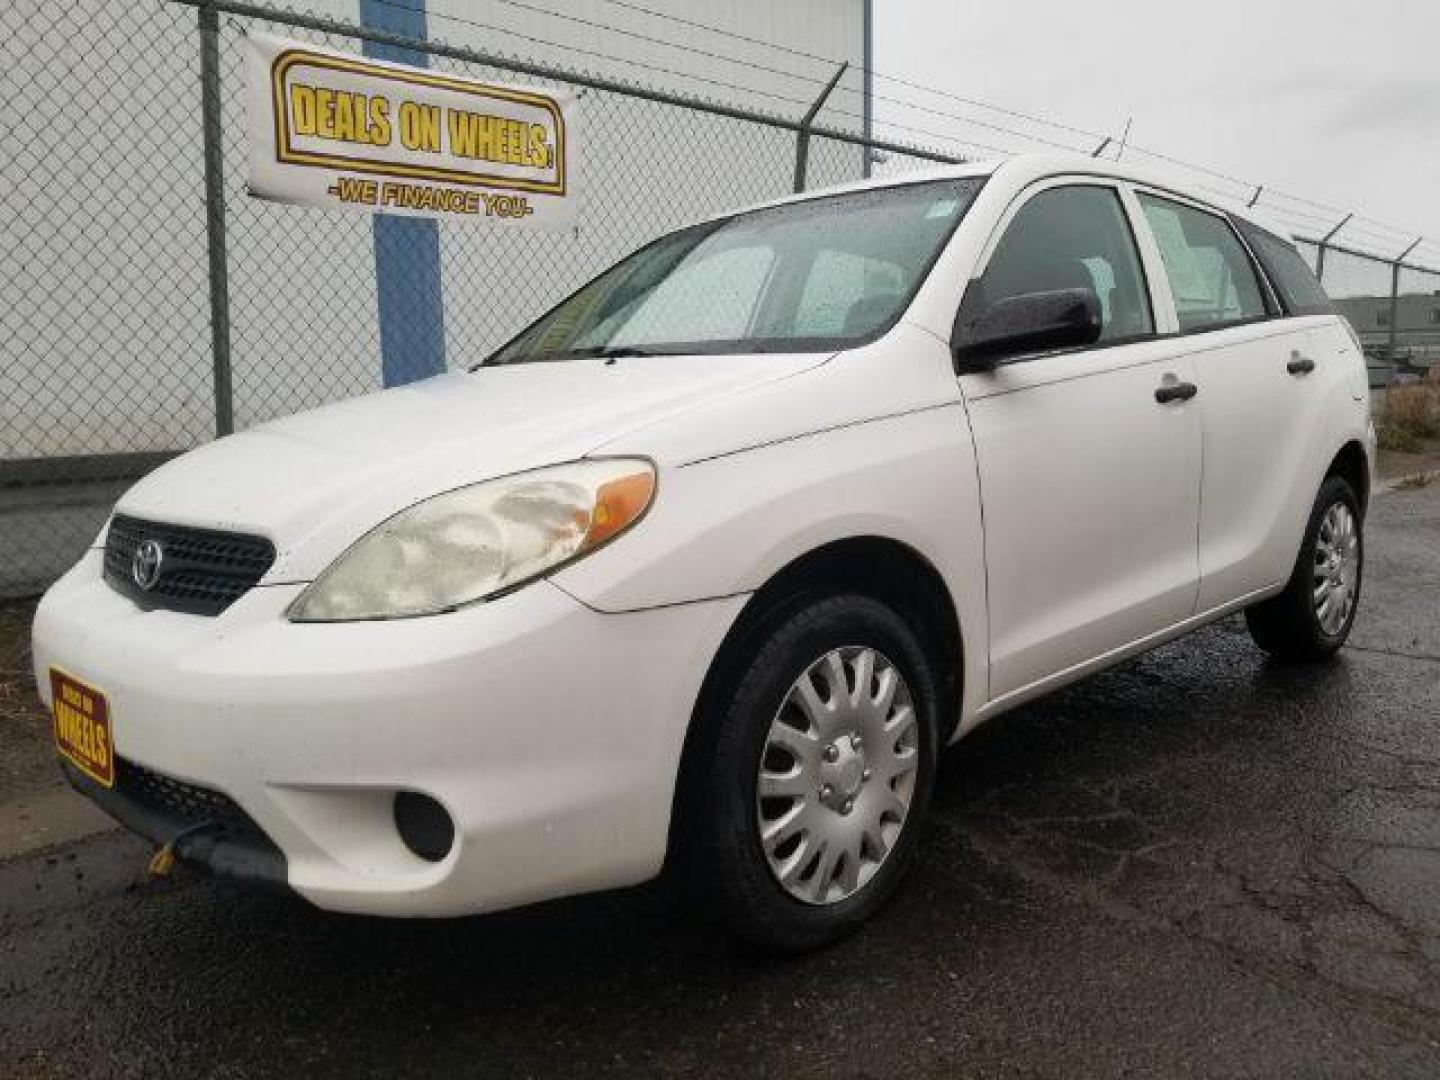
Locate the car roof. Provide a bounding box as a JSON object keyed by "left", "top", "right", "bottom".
{"left": 716, "top": 152, "right": 1300, "bottom": 248}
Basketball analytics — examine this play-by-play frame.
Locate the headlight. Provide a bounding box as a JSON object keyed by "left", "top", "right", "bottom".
{"left": 288, "top": 459, "right": 655, "bottom": 622}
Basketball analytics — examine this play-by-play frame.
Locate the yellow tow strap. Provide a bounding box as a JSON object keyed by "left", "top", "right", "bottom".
{"left": 147, "top": 843, "right": 177, "bottom": 877}
{"left": 146, "top": 821, "right": 218, "bottom": 878}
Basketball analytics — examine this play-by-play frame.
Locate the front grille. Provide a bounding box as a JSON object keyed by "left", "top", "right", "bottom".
{"left": 103, "top": 514, "right": 276, "bottom": 615}
{"left": 117, "top": 757, "right": 265, "bottom": 839}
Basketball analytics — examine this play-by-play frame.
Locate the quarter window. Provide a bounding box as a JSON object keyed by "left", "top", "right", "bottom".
{"left": 1234, "top": 220, "right": 1333, "bottom": 317}
{"left": 1138, "top": 194, "right": 1268, "bottom": 332}
{"left": 965, "top": 184, "right": 1154, "bottom": 345}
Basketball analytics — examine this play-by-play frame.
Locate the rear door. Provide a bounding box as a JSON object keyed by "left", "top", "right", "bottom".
{"left": 1133, "top": 193, "right": 1327, "bottom": 610}
{"left": 959, "top": 179, "right": 1203, "bottom": 700}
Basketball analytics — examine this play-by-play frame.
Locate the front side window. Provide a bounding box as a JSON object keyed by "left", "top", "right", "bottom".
{"left": 1139, "top": 194, "right": 1268, "bottom": 332}
{"left": 1234, "top": 220, "right": 1333, "bottom": 317}
{"left": 487, "top": 177, "right": 985, "bottom": 364}
{"left": 964, "top": 184, "right": 1154, "bottom": 345}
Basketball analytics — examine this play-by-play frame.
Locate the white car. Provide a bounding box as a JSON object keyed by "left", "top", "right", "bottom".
{"left": 35, "top": 153, "right": 1374, "bottom": 950}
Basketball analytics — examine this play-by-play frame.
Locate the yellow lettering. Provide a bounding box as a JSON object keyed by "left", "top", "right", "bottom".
{"left": 290, "top": 83, "right": 317, "bottom": 135}
{"left": 527, "top": 124, "right": 550, "bottom": 168}
{"left": 329, "top": 177, "right": 376, "bottom": 204}
{"left": 446, "top": 108, "right": 473, "bottom": 157}
{"left": 449, "top": 109, "right": 517, "bottom": 163}
{"left": 334, "top": 91, "right": 357, "bottom": 142}
{"left": 369, "top": 95, "right": 392, "bottom": 145}
{"left": 399, "top": 101, "right": 441, "bottom": 152}
{"left": 314, "top": 87, "right": 336, "bottom": 138}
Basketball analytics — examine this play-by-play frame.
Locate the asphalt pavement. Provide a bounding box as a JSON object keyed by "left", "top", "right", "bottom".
{"left": 2, "top": 482, "right": 1439, "bottom": 1077}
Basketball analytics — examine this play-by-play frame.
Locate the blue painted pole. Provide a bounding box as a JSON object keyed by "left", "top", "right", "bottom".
{"left": 358, "top": 0, "right": 446, "bottom": 386}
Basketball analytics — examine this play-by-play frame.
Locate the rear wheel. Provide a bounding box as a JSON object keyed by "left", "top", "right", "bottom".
{"left": 682, "top": 594, "right": 940, "bottom": 952}
{"left": 1245, "top": 474, "right": 1363, "bottom": 661}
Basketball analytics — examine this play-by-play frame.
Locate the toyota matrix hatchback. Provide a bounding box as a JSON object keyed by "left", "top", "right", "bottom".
{"left": 35, "top": 153, "right": 1374, "bottom": 950}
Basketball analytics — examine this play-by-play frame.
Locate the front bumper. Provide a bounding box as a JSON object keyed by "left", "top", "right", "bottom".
{"left": 34, "top": 551, "right": 746, "bottom": 916}
{"left": 61, "top": 758, "right": 289, "bottom": 891}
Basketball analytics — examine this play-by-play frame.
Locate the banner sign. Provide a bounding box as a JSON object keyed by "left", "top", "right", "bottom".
{"left": 245, "top": 32, "right": 578, "bottom": 228}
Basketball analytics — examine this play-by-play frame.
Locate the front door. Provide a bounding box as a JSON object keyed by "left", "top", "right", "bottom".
{"left": 958, "top": 181, "right": 1202, "bottom": 700}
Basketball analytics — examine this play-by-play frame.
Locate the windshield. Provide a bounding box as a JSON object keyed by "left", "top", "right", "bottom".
{"left": 486, "top": 176, "right": 985, "bottom": 364}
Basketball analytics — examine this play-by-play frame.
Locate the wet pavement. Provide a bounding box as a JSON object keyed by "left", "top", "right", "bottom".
{"left": 2, "top": 485, "right": 1439, "bottom": 1077}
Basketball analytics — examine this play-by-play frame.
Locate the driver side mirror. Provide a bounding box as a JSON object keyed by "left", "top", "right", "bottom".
{"left": 952, "top": 287, "right": 1103, "bottom": 372}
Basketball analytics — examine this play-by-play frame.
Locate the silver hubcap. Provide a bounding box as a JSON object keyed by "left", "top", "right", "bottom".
{"left": 1313, "top": 501, "right": 1360, "bottom": 636}
{"left": 756, "top": 646, "right": 920, "bottom": 906}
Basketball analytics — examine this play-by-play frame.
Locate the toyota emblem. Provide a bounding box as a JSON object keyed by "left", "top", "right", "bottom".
{"left": 131, "top": 539, "right": 164, "bottom": 591}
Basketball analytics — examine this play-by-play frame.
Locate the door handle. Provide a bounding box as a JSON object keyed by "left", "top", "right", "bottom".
{"left": 1154, "top": 381, "right": 1198, "bottom": 404}
{"left": 1287, "top": 353, "right": 1316, "bottom": 375}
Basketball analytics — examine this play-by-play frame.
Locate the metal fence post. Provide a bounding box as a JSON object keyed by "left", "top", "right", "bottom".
{"left": 1387, "top": 238, "right": 1423, "bottom": 367}
{"left": 198, "top": 0, "right": 234, "bottom": 437}
{"left": 1314, "top": 213, "right": 1352, "bottom": 287}
{"left": 793, "top": 62, "right": 849, "bottom": 194}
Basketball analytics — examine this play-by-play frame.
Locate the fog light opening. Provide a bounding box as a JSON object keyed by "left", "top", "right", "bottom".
{"left": 394, "top": 791, "right": 454, "bottom": 863}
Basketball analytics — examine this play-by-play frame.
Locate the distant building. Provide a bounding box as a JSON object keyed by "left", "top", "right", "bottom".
{"left": 1334, "top": 293, "right": 1440, "bottom": 387}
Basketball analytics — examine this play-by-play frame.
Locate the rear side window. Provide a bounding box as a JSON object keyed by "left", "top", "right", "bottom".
{"left": 1138, "top": 194, "right": 1269, "bottom": 332}
{"left": 1234, "top": 220, "right": 1334, "bottom": 316}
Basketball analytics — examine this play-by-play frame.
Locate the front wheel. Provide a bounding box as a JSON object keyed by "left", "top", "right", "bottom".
{"left": 681, "top": 594, "right": 941, "bottom": 952}
{"left": 1245, "top": 474, "right": 1363, "bottom": 661}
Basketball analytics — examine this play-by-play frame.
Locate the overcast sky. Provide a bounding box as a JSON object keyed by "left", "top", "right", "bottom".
{"left": 875, "top": 0, "right": 1440, "bottom": 258}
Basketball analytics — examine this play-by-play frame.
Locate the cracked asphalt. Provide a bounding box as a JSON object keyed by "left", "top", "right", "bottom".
{"left": 2, "top": 483, "right": 1439, "bottom": 1078}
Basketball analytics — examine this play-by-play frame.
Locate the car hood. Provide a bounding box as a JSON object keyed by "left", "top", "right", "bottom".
{"left": 114, "top": 353, "right": 827, "bottom": 580}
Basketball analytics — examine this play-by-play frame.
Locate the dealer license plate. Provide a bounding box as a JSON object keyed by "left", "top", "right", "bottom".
{"left": 51, "top": 668, "right": 115, "bottom": 788}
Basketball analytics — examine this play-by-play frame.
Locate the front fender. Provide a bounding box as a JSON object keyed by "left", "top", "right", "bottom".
{"left": 550, "top": 403, "right": 990, "bottom": 714}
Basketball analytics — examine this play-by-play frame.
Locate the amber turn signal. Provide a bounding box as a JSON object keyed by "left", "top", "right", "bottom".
{"left": 584, "top": 469, "right": 656, "bottom": 550}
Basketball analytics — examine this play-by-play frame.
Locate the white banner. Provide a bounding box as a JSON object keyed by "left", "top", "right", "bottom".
{"left": 245, "top": 32, "right": 578, "bottom": 228}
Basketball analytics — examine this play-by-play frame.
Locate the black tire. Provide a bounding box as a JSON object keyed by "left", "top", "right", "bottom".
{"left": 680, "top": 593, "right": 941, "bottom": 953}
{"left": 1245, "top": 474, "right": 1363, "bottom": 661}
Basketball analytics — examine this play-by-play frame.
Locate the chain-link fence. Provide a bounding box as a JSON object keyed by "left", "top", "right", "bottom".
{"left": 1292, "top": 237, "right": 1440, "bottom": 391}
{"left": 4, "top": 0, "right": 1438, "bottom": 598}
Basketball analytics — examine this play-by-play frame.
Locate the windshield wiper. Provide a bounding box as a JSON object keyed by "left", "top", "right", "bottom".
{"left": 565, "top": 346, "right": 658, "bottom": 359}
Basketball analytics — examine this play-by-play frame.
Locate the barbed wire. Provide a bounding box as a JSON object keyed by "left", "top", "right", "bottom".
{"left": 596, "top": 0, "right": 1110, "bottom": 144}
{"left": 369, "top": 0, "right": 1078, "bottom": 157}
